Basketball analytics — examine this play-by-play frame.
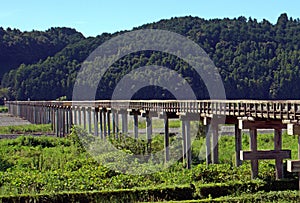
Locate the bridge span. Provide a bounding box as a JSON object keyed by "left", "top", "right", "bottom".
{"left": 5, "top": 100, "right": 300, "bottom": 181}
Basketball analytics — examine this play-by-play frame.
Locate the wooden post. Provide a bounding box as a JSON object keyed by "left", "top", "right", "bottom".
{"left": 205, "top": 125, "right": 211, "bottom": 165}
{"left": 87, "top": 107, "right": 92, "bottom": 134}
{"left": 83, "top": 107, "right": 86, "bottom": 130}
{"left": 78, "top": 106, "right": 82, "bottom": 126}
{"left": 182, "top": 120, "right": 187, "bottom": 161}
{"left": 66, "top": 107, "right": 69, "bottom": 134}
{"left": 74, "top": 106, "right": 77, "bottom": 125}
{"left": 99, "top": 110, "right": 103, "bottom": 139}
{"left": 250, "top": 128, "right": 258, "bottom": 179}
{"left": 107, "top": 111, "right": 111, "bottom": 136}
{"left": 146, "top": 115, "right": 152, "bottom": 153}
{"left": 185, "top": 120, "right": 192, "bottom": 169}
{"left": 55, "top": 108, "right": 59, "bottom": 137}
{"left": 235, "top": 123, "right": 242, "bottom": 166}
{"left": 133, "top": 112, "right": 139, "bottom": 139}
{"left": 112, "top": 112, "right": 116, "bottom": 135}
{"left": 62, "top": 108, "right": 66, "bottom": 137}
{"left": 164, "top": 115, "right": 170, "bottom": 163}
{"left": 212, "top": 123, "right": 219, "bottom": 164}
{"left": 103, "top": 110, "right": 107, "bottom": 138}
{"left": 274, "top": 128, "right": 283, "bottom": 179}
{"left": 94, "top": 108, "right": 99, "bottom": 137}
{"left": 115, "top": 112, "right": 119, "bottom": 138}
{"left": 121, "top": 110, "right": 128, "bottom": 134}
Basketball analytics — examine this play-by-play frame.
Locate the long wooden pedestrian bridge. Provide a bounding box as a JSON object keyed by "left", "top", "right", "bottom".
{"left": 5, "top": 100, "right": 300, "bottom": 180}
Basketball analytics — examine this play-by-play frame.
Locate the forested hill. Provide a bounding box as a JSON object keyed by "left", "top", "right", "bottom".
{"left": 2, "top": 13, "right": 300, "bottom": 101}
{"left": 0, "top": 27, "right": 85, "bottom": 80}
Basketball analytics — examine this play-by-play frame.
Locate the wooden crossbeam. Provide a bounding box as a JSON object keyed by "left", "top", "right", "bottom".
{"left": 240, "top": 150, "right": 291, "bottom": 160}
{"left": 287, "top": 160, "right": 300, "bottom": 172}
{"left": 239, "top": 120, "right": 286, "bottom": 129}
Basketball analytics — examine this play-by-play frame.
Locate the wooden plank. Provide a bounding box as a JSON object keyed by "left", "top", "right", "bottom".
{"left": 239, "top": 120, "right": 286, "bottom": 129}
{"left": 287, "top": 160, "right": 300, "bottom": 172}
{"left": 240, "top": 150, "right": 291, "bottom": 160}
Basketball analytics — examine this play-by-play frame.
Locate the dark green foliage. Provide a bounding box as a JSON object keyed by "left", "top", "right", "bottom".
{"left": 2, "top": 14, "right": 300, "bottom": 100}
{"left": 0, "top": 129, "right": 299, "bottom": 202}
{"left": 0, "top": 27, "right": 84, "bottom": 81}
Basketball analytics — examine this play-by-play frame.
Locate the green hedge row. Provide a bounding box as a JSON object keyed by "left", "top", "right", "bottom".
{"left": 194, "top": 179, "right": 299, "bottom": 199}
{"left": 0, "top": 185, "right": 194, "bottom": 203}
{"left": 0, "top": 180, "right": 298, "bottom": 203}
{"left": 173, "top": 190, "right": 300, "bottom": 202}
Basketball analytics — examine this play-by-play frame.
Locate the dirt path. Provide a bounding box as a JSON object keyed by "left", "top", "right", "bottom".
{"left": 0, "top": 113, "right": 31, "bottom": 126}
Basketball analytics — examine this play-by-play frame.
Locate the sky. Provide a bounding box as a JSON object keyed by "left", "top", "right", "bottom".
{"left": 0, "top": 0, "right": 299, "bottom": 37}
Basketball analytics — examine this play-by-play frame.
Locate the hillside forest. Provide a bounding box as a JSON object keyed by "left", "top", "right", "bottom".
{"left": 1, "top": 13, "right": 300, "bottom": 101}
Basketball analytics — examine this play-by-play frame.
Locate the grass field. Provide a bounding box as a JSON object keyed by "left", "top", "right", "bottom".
{"left": 0, "top": 125, "right": 298, "bottom": 202}
{"left": 0, "top": 106, "right": 8, "bottom": 113}
{"left": 0, "top": 124, "right": 52, "bottom": 134}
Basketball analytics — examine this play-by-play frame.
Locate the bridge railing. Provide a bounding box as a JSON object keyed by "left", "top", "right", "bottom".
{"left": 5, "top": 100, "right": 300, "bottom": 121}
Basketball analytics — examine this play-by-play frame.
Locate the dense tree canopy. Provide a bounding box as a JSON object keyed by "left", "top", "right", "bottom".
{"left": 2, "top": 13, "right": 300, "bottom": 101}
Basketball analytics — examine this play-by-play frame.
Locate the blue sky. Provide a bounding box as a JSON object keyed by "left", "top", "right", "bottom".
{"left": 0, "top": 0, "right": 299, "bottom": 37}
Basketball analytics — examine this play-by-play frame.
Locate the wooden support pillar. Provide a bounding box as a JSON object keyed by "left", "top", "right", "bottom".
{"left": 33, "top": 106, "right": 36, "bottom": 124}
{"left": 78, "top": 107, "right": 82, "bottom": 126}
{"left": 74, "top": 107, "right": 77, "bottom": 125}
{"left": 274, "top": 128, "right": 283, "bottom": 179}
{"left": 205, "top": 125, "right": 212, "bottom": 165}
{"left": 94, "top": 108, "right": 99, "bottom": 137}
{"left": 250, "top": 128, "right": 258, "bottom": 179}
{"left": 212, "top": 123, "right": 219, "bottom": 164}
{"left": 146, "top": 116, "right": 152, "bottom": 153}
{"left": 69, "top": 107, "right": 73, "bottom": 131}
{"left": 103, "top": 110, "right": 107, "bottom": 138}
{"left": 121, "top": 110, "right": 128, "bottom": 134}
{"left": 235, "top": 123, "right": 242, "bottom": 166}
{"left": 182, "top": 121, "right": 187, "bottom": 161}
{"left": 66, "top": 108, "right": 69, "bottom": 134}
{"left": 115, "top": 113, "right": 119, "bottom": 138}
{"left": 83, "top": 107, "right": 86, "bottom": 130}
{"left": 87, "top": 107, "right": 92, "bottom": 134}
{"left": 55, "top": 108, "right": 59, "bottom": 137}
{"left": 185, "top": 120, "right": 192, "bottom": 169}
{"left": 112, "top": 112, "right": 116, "bottom": 135}
{"left": 132, "top": 111, "right": 139, "bottom": 139}
{"left": 107, "top": 111, "right": 111, "bottom": 136}
{"left": 62, "top": 108, "right": 66, "bottom": 137}
{"left": 164, "top": 115, "right": 170, "bottom": 163}
{"left": 99, "top": 110, "right": 103, "bottom": 139}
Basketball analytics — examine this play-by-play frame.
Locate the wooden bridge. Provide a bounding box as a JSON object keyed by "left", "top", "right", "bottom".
{"left": 5, "top": 100, "right": 300, "bottom": 182}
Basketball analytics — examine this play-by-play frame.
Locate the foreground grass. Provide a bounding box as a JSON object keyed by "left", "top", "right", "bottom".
{"left": 0, "top": 126, "right": 298, "bottom": 202}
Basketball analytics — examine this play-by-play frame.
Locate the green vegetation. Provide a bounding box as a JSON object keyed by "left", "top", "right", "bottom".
{"left": 0, "top": 126, "right": 298, "bottom": 202}
{"left": 127, "top": 119, "right": 181, "bottom": 130}
{"left": 0, "top": 124, "right": 52, "bottom": 134}
{"left": 0, "top": 106, "right": 7, "bottom": 113}
{"left": 2, "top": 14, "right": 300, "bottom": 101}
